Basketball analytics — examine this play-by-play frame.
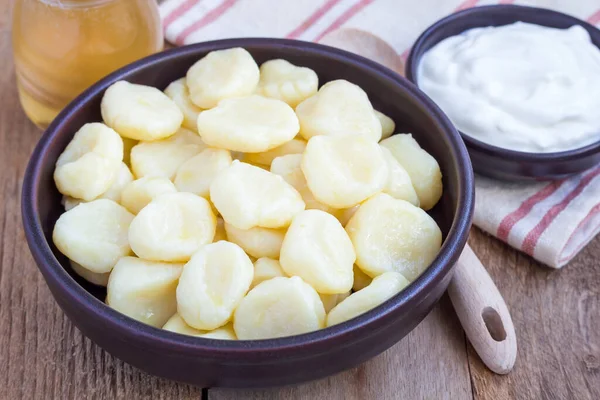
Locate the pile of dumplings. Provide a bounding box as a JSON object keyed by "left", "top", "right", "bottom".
{"left": 52, "top": 47, "right": 444, "bottom": 341}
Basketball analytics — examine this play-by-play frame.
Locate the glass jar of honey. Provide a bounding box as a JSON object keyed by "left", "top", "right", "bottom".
{"left": 12, "top": 0, "right": 164, "bottom": 129}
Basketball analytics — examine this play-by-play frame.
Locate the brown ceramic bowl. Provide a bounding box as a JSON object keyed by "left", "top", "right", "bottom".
{"left": 22, "top": 39, "right": 474, "bottom": 388}
{"left": 406, "top": 5, "right": 600, "bottom": 181}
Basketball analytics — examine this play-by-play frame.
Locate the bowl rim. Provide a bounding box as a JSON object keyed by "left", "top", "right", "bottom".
{"left": 405, "top": 4, "right": 600, "bottom": 162}
{"left": 22, "top": 37, "right": 474, "bottom": 357}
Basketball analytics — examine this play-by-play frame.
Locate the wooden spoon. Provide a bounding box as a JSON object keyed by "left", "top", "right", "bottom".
{"left": 448, "top": 244, "right": 517, "bottom": 374}
{"left": 320, "top": 27, "right": 517, "bottom": 375}
{"left": 319, "top": 28, "right": 405, "bottom": 76}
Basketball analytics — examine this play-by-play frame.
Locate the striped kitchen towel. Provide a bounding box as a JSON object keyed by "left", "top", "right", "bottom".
{"left": 159, "top": 0, "right": 600, "bottom": 268}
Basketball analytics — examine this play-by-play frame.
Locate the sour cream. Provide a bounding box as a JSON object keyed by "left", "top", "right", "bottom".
{"left": 417, "top": 22, "right": 600, "bottom": 153}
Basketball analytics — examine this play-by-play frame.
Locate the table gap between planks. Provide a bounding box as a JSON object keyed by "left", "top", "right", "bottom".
{"left": 1, "top": 2, "right": 599, "bottom": 399}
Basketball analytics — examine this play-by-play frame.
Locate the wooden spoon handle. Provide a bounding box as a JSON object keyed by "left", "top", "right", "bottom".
{"left": 447, "top": 244, "right": 517, "bottom": 374}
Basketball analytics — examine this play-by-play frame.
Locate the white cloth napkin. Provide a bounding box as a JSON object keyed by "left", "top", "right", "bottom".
{"left": 158, "top": 0, "right": 600, "bottom": 268}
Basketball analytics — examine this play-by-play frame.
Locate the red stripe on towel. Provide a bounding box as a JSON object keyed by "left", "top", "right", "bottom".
{"left": 496, "top": 180, "right": 566, "bottom": 242}
{"left": 287, "top": 0, "right": 344, "bottom": 39}
{"left": 522, "top": 167, "right": 600, "bottom": 256}
{"left": 455, "top": 0, "right": 479, "bottom": 12}
{"left": 587, "top": 9, "right": 600, "bottom": 26}
{"left": 163, "top": 0, "right": 201, "bottom": 29}
{"left": 175, "top": 0, "right": 238, "bottom": 45}
{"left": 559, "top": 203, "right": 600, "bottom": 263}
{"left": 314, "top": 0, "right": 376, "bottom": 42}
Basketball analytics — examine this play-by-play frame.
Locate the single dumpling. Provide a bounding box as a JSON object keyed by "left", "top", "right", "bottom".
{"left": 233, "top": 276, "right": 325, "bottom": 340}
{"left": 130, "top": 128, "right": 206, "bottom": 180}
{"left": 54, "top": 123, "right": 123, "bottom": 201}
{"left": 101, "top": 81, "right": 183, "bottom": 141}
{"left": 209, "top": 161, "right": 305, "bottom": 230}
{"left": 197, "top": 95, "right": 299, "bottom": 153}
{"left": 106, "top": 257, "right": 183, "bottom": 328}
{"left": 61, "top": 162, "right": 133, "bottom": 210}
{"left": 69, "top": 260, "right": 110, "bottom": 287}
{"left": 97, "top": 162, "right": 134, "bottom": 203}
{"left": 61, "top": 195, "right": 83, "bottom": 211}
{"left": 320, "top": 291, "right": 350, "bottom": 313}
{"left": 301, "top": 135, "right": 388, "bottom": 209}
{"left": 374, "top": 110, "right": 395, "bottom": 140}
{"left": 279, "top": 210, "right": 355, "bottom": 294}
{"left": 256, "top": 59, "right": 319, "bottom": 108}
{"left": 224, "top": 223, "right": 286, "bottom": 259}
{"left": 176, "top": 241, "right": 254, "bottom": 330}
{"left": 326, "top": 272, "right": 410, "bottom": 327}
{"left": 164, "top": 77, "right": 203, "bottom": 132}
{"left": 380, "top": 134, "right": 442, "bottom": 210}
{"left": 295, "top": 80, "right": 382, "bottom": 142}
{"left": 174, "top": 148, "right": 232, "bottom": 198}
{"left": 381, "top": 147, "right": 419, "bottom": 206}
{"left": 186, "top": 47, "right": 260, "bottom": 108}
{"left": 120, "top": 176, "right": 178, "bottom": 215}
{"left": 251, "top": 257, "right": 287, "bottom": 289}
{"left": 198, "top": 323, "right": 238, "bottom": 340}
{"left": 270, "top": 154, "right": 340, "bottom": 215}
{"left": 243, "top": 138, "right": 307, "bottom": 167}
{"left": 163, "top": 314, "right": 236, "bottom": 340}
{"left": 346, "top": 193, "right": 442, "bottom": 281}
{"left": 52, "top": 199, "right": 134, "bottom": 273}
{"left": 128, "top": 193, "right": 216, "bottom": 262}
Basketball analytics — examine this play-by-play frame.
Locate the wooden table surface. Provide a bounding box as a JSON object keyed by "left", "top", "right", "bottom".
{"left": 2, "top": 3, "right": 599, "bottom": 399}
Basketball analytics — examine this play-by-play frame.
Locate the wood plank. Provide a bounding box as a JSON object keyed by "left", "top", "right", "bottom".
{"left": 468, "top": 229, "right": 600, "bottom": 400}
{"left": 210, "top": 299, "right": 473, "bottom": 400}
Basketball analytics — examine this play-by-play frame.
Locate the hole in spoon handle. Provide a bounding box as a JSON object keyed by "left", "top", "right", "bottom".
{"left": 482, "top": 306, "right": 507, "bottom": 342}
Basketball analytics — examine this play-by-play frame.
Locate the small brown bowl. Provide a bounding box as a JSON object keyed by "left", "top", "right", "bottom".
{"left": 406, "top": 5, "right": 600, "bottom": 181}
{"left": 22, "top": 38, "right": 474, "bottom": 388}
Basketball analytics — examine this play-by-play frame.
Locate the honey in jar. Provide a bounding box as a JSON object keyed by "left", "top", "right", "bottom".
{"left": 12, "top": 0, "right": 164, "bottom": 128}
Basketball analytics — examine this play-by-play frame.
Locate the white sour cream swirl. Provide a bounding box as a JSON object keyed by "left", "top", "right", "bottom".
{"left": 417, "top": 22, "right": 600, "bottom": 153}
